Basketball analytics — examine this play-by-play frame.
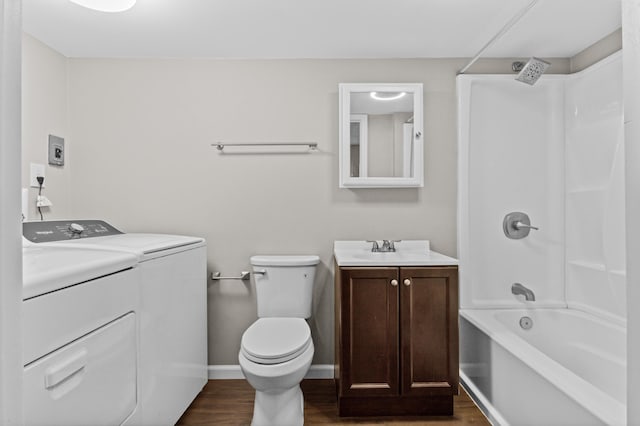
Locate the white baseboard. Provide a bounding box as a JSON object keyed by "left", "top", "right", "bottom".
{"left": 208, "top": 365, "right": 244, "bottom": 380}
{"left": 208, "top": 364, "right": 334, "bottom": 380}
{"left": 304, "top": 364, "right": 334, "bottom": 379}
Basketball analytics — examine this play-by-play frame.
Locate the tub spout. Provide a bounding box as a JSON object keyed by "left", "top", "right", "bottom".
{"left": 512, "top": 283, "right": 535, "bottom": 301}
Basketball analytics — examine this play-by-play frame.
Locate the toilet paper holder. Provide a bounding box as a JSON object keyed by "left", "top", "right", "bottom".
{"left": 211, "top": 270, "right": 266, "bottom": 281}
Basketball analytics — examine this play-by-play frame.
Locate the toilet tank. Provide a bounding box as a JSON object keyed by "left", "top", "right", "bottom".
{"left": 250, "top": 255, "right": 320, "bottom": 318}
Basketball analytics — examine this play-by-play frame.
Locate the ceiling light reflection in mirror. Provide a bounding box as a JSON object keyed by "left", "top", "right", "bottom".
{"left": 370, "top": 92, "right": 407, "bottom": 101}
{"left": 69, "top": 0, "right": 136, "bottom": 13}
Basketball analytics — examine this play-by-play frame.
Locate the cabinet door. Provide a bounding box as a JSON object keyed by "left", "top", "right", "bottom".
{"left": 339, "top": 267, "right": 399, "bottom": 396}
{"left": 400, "top": 267, "right": 458, "bottom": 396}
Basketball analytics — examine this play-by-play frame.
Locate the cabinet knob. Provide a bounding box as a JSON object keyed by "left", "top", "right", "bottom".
{"left": 391, "top": 279, "right": 398, "bottom": 287}
{"left": 403, "top": 279, "right": 411, "bottom": 286}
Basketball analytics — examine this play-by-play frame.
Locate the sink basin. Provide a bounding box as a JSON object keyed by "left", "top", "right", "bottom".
{"left": 333, "top": 240, "right": 458, "bottom": 266}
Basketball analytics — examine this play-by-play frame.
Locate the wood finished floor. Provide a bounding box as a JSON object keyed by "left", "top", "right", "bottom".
{"left": 176, "top": 380, "right": 490, "bottom": 426}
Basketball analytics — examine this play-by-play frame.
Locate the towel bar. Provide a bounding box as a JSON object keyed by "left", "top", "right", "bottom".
{"left": 212, "top": 142, "right": 318, "bottom": 151}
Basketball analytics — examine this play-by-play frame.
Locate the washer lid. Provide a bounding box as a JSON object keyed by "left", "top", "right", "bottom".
{"left": 81, "top": 233, "right": 204, "bottom": 255}
{"left": 250, "top": 255, "right": 320, "bottom": 267}
{"left": 22, "top": 246, "right": 137, "bottom": 300}
{"left": 241, "top": 318, "right": 311, "bottom": 364}
{"left": 35, "top": 233, "right": 204, "bottom": 260}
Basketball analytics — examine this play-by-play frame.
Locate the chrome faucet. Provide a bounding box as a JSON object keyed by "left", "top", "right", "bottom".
{"left": 380, "top": 240, "right": 398, "bottom": 252}
{"left": 367, "top": 240, "right": 400, "bottom": 252}
{"left": 511, "top": 283, "right": 535, "bottom": 301}
{"left": 366, "top": 240, "right": 380, "bottom": 252}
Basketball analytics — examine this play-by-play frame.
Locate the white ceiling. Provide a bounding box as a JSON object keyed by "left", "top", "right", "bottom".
{"left": 22, "top": 0, "right": 622, "bottom": 59}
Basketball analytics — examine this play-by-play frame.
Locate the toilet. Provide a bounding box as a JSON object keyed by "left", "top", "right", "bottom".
{"left": 238, "top": 255, "right": 320, "bottom": 426}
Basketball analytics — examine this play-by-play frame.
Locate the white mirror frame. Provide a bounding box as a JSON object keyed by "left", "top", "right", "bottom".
{"left": 339, "top": 83, "right": 424, "bottom": 188}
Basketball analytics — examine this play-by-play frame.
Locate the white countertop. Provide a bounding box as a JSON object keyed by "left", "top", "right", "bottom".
{"left": 333, "top": 240, "right": 458, "bottom": 267}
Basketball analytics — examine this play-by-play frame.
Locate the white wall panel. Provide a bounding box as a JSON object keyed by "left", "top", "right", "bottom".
{"left": 458, "top": 53, "right": 624, "bottom": 319}
{"left": 564, "top": 53, "right": 625, "bottom": 322}
{"left": 0, "top": 0, "right": 23, "bottom": 423}
{"left": 623, "top": 0, "right": 640, "bottom": 422}
{"left": 457, "top": 76, "right": 566, "bottom": 308}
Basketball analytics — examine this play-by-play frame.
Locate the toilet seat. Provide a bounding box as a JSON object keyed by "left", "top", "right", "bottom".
{"left": 241, "top": 318, "right": 311, "bottom": 365}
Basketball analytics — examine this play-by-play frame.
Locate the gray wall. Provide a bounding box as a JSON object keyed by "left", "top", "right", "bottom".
{"left": 22, "top": 34, "right": 70, "bottom": 220}
{"left": 23, "top": 32, "right": 616, "bottom": 366}
{"left": 64, "top": 57, "right": 463, "bottom": 365}
{"left": 571, "top": 28, "right": 622, "bottom": 73}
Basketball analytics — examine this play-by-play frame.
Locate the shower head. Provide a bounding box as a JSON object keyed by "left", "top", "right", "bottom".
{"left": 514, "top": 57, "right": 550, "bottom": 85}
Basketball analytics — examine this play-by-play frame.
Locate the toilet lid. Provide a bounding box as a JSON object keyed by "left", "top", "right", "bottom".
{"left": 241, "top": 318, "right": 311, "bottom": 365}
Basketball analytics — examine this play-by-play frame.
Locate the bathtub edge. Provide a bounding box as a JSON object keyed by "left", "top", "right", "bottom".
{"left": 460, "top": 308, "right": 626, "bottom": 426}
{"left": 459, "top": 369, "right": 507, "bottom": 426}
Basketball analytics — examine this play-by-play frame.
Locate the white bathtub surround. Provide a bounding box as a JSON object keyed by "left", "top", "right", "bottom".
{"left": 565, "top": 54, "right": 626, "bottom": 322}
{"left": 457, "top": 75, "right": 566, "bottom": 309}
{"left": 457, "top": 52, "right": 625, "bottom": 425}
{"left": 458, "top": 52, "right": 624, "bottom": 316}
{"left": 461, "top": 309, "right": 625, "bottom": 426}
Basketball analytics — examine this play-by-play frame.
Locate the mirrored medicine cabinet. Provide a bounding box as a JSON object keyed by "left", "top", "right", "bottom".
{"left": 339, "top": 83, "right": 424, "bottom": 188}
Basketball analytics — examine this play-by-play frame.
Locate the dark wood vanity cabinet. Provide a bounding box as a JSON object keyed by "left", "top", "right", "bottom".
{"left": 334, "top": 265, "right": 459, "bottom": 417}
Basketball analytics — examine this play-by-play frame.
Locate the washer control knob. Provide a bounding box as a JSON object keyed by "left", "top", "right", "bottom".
{"left": 69, "top": 223, "right": 85, "bottom": 234}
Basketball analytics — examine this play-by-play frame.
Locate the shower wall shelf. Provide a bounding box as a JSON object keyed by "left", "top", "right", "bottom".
{"left": 212, "top": 142, "right": 318, "bottom": 152}
{"left": 610, "top": 269, "right": 627, "bottom": 278}
{"left": 566, "top": 186, "right": 608, "bottom": 194}
{"left": 567, "top": 260, "right": 607, "bottom": 271}
{"left": 567, "top": 261, "right": 626, "bottom": 277}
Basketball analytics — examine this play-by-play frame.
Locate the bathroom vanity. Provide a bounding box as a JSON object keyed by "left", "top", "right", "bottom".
{"left": 333, "top": 241, "right": 459, "bottom": 417}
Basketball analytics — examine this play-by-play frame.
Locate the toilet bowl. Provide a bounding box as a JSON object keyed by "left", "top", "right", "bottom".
{"left": 239, "top": 255, "right": 319, "bottom": 426}
{"left": 239, "top": 318, "right": 314, "bottom": 426}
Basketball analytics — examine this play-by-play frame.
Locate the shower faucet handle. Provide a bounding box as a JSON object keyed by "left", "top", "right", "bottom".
{"left": 503, "top": 212, "right": 539, "bottom": 239}
{"left": 514, "top": 221, "right": 539, "bottom": 231}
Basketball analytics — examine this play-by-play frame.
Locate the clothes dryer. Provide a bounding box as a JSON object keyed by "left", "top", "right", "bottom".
{"left": 23, "top": 220, "right": 208, "bottom": 426}
{"left": 22, "top": 245, "right": 139, "bottom": 426}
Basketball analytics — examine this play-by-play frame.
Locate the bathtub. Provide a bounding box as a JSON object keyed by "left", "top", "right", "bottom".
{"left": 460, "top": 308, "right": 626, "bottom": 426}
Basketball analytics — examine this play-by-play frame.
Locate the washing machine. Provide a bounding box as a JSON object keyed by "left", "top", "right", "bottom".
{"left": 23, "top": 220, "right": 208, "bottom": 426}
{"left": 22, "top": 244, "right": 139, "bottom": 426}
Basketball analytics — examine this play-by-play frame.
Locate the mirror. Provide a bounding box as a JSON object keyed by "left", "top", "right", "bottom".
{"left": 339, "top": 83, "right": 423, "bottom": 188}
